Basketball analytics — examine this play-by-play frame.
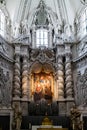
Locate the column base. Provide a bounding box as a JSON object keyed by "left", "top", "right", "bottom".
{"left": 21, "top": 98, "right": 29, "bottom": 116}
{"left": 58, "top": 99, "right": 66, "bottom": 115}
{"left": 66, "top": 98, "right": 74, "bottom": 115}
{"left": 58, "top": 98, "right": 74, "bottom": 116}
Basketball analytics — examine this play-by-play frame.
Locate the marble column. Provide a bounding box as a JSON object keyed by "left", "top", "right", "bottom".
{"left": 57, "top": 55, "right": 64, "bottom": 99}
{"left": 65, "top": 54, "right": 73, "bottom": 98}
{"left": 13, "top": 54, "right": 21, "bottom": 98}
{"left": 22, "top": 55, "right": 28, "bottom": 99}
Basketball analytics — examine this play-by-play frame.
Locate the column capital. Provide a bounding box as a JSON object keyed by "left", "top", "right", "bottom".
{"left": 14, "top": 53, "right": 21, "bottom": 57}
{"left": 65, "top": 53, "right": 72, "bottom": 62}
{"left": 57, "top": 55, "right": 63, "bottom": 58}
{"left": 57, "top": 55, "right": 63, "bottom": 64}
{"left": 57, "top": 55, "right": 63, "bottom": 62}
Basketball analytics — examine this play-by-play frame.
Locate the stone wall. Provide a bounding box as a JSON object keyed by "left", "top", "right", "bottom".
{"left": 0, "top": 36, "right": 14, "bottom": 108}
{"left": 72, "top": 37, "right": 87, "bottom": 106}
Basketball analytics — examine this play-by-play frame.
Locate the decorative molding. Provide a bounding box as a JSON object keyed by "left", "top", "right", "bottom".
{"left": 30, "top": 48, "right": 55, "bottom": 63}
{"left": 0, "top": 36, "right": 14, "bottom": 62}
{"left": 0, "top": 57, "right": 13, "bottom": 69}
{"left": 13, "top": 35, "right": 30, "bottom": 44}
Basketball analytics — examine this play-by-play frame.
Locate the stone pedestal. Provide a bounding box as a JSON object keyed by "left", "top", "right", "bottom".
{"left": 58, "top": 98, "right": 74, "bottom": 116}
{"left": 66, "top": 98, "right": 74, "bottom": 115}
{"left": 21, "top": 99, "right": 29, "bottom": 116}
{"left": 58, "top": 99, "right": 66, "bottom": 115}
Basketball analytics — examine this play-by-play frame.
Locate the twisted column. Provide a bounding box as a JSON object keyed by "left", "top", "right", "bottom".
{"left": 57, "top": 56, "right": 64, "bottom": 99}
{"left": 54, "top": 72, "right": 59, "bottom": 100}
{"left": 28, "top": 74, "right": 31, "bottom": 99}
{"left": 22, "top": 55, "right": 28, "bottom": 98}
{"left": 65, "top": 54, "right": 73, "bottom": 98}
{"left": 13, "top": 54, "right": 21, "bottom": 98}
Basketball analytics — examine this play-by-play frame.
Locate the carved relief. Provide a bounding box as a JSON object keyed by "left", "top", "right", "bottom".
{"left": 30, "top": 48, "right": 55, "bottom": 63}
{"left": 34, "top": 0, "right": 48, "bottom": 25}
{"left": 0, "top": 57, "right": 13, "bottom": 69}
{"left": 76, "top": 68, "right": 87, "bottom": 105}
{"left": 0, "top": 36, "right": 13, "bottom": 59}
{"left": 12, "top": 103, "right": 22, "bottom": 130}
{"left": 76, "top": 57, "right": 87, "bottom": 69}
{"left": 0, "top": 67, "right": 11, "bottom": 107}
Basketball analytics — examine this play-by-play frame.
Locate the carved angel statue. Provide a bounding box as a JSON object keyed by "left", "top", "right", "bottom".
{"left": 12, "top": 104, "right": 22, "bottom": 130}
{"left": 70, "top": 104, "right": 83, "bottom": 130}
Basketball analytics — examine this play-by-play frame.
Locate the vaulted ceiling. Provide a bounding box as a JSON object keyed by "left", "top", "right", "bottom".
{"left": 5, "top": 0, "right": 85, "bottom": 26}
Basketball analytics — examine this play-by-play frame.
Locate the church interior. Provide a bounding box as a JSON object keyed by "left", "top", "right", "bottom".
{"left": 0, "top": 0, "right": 87, "bottom": 130}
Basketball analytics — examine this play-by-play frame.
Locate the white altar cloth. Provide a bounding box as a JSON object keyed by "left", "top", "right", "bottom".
{"left": 32, "top": 125, "right": 62, "bottom": 130}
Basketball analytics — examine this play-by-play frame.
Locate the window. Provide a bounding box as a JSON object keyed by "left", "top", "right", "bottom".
{"left": 36, "top": 29, "right": 48, "bottom": 47}
{"left": 0, "top": 9, "right": 5, "bottom": 37}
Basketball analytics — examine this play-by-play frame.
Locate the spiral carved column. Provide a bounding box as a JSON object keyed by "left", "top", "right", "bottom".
{"left": 22, "top": 55, "right": 28, "bottom": 99}
{"left": 57, "top": 56, "right": 64, "bottom": 99}
{"left": 13, "top": 54, "right": 21, "bottom": 98}
{"left": 65, "top": 54, "right": 73, "bottom": 98}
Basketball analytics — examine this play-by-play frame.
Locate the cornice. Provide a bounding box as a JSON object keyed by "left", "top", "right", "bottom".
{"left": 64, "top": 41, "right": 73, "bottom": 45}
{"left": 12, "top": 42, "right": 30, "bottom": 47}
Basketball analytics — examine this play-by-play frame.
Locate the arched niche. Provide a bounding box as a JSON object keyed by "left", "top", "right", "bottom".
{"left": 29, "top": 62, "right": 55, "bottom": 103}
